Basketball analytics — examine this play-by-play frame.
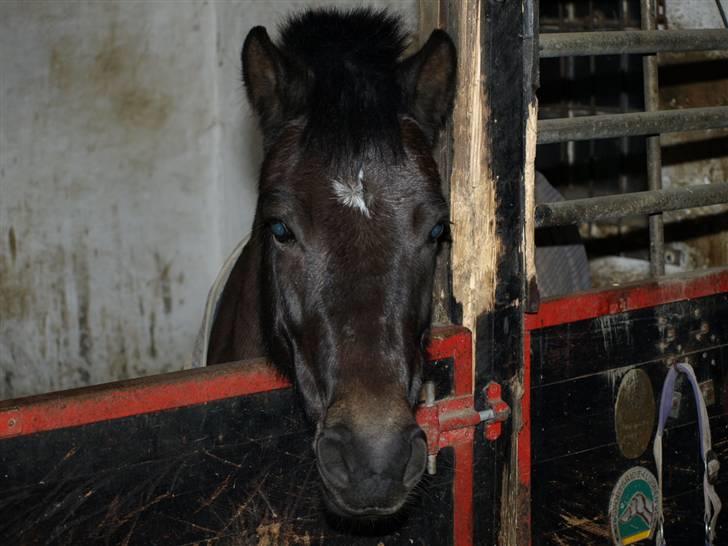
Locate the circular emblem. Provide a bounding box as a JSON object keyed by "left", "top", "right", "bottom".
{"left": 615, "top": 368, "right": 655, "bottom": 459}
{"left": 609, "top": 466, "right": 659, "bottom": 545}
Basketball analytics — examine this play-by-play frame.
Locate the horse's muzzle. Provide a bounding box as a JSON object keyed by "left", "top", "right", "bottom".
{"left": 315, "top": 423, "right": 427, "bottom": 517}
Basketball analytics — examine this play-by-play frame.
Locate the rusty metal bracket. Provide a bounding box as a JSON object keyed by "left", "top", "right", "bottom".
{"left": 482, "top": 382, "right": 511, "bottom": 441}
{"left": 416, "top": 380, "right": 511, "bottom": 475}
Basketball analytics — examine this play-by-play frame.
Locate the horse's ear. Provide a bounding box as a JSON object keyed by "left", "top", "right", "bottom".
{"left": 242, "top": 26, "right": 287, "bottom": 141}
{"left": 398, "top": 29, "right": 457, "bottom": 146}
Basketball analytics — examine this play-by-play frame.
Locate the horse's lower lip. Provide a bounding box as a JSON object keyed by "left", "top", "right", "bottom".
{"left": 323, "top": 493, "right": 406, "bottom": 518}
{"left": 319, "top": 479, "right": 408, "bottom": 519}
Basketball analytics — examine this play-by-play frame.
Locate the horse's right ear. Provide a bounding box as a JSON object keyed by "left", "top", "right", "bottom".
{"left": 242, "top": 26, "right": 287, "bottom": 141}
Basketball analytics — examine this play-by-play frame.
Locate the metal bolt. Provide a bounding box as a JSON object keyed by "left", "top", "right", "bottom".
{"left": 7, "top": 418, "right": 16, "bottom": 428}
{"left": 424, "top": 381, "right": 436, "bottom": 407}
{"left": 427, "top": 454, "right": 437, "bottom": 475}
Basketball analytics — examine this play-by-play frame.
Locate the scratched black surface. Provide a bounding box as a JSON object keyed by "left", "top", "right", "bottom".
{"left": 532, "top": 293, "right": 728, "bottom": 387}
{"left": 531, "top": 293, "right": 728, "bottom": 545}
{"left": 468, "top": 0, "right": 534, "bottom": 543}
{"left": 0, "top": 386, "right": 455, "bottom": 545}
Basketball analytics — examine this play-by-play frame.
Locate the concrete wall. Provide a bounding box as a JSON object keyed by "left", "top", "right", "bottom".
{"left": 0, "top": 0, "right": 416, "bottom": 399}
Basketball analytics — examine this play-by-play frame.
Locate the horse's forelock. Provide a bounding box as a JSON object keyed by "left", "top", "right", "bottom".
{"left": 276, "top": 8, "right": 409, "bottom": 164}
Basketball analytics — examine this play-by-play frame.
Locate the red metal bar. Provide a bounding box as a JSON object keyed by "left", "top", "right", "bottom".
{"left": 526, "top": 269, "right": 728, "bottom": 331}
{"left": 427, "top": 324, "right": 473, "bottom": 395}
{"left": 417, "top": 395, "right": 480, "bottom": 456}
{"left": 519, "top": 331, "right": 532, "bottom": 487}
{"left": 0, "top": 326, "right": 472, "bottom": 440}
{"left": 0, "top": 359, "right": 289, "bottom": 439}
{"left": 518, "top": 329, "right": 533, "bottom": 546}
{"left": 452, "top": 432, "right": 475, "bottom": 546}
{"left": 423, "top": 326, "right": 475, "bottom": 546}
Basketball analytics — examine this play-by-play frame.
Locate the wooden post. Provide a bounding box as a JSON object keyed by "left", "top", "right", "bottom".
{"left": 424, "top": 0, "right": 538, "bottom": 543}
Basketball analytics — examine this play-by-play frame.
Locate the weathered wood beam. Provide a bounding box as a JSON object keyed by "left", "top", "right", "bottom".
{"left": 444, "top": 0, "right": 537, "bottom": 544}
{"left": 448, "top": 0, "right": 498, "bottom": 349}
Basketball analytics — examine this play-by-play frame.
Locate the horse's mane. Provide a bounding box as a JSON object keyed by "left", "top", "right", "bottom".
{"left": 278, "top": 8, "right": 409, "bottom": 162}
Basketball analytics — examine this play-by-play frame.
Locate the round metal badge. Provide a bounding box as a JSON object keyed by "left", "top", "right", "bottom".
{"left": 615, "top": 368, "right": 655, "bottom": 459}
{"left": 609, "top": 466, "right": 659, "bottom": 545}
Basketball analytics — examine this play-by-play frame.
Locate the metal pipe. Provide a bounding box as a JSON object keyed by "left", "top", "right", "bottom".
{"left": 617, "top": 0, "right": 631, "bottom": 241}
{"left": 535, "top": 183, "right": 728, "bottom": 228}
{"left": 539, "top": 29, "right": 728, "bottom": 58}
{"left": 642, "top": 0, "right": 665, "bottom": 276}
{"left": 537, "top": 106, "right": 728, "bottom": 144}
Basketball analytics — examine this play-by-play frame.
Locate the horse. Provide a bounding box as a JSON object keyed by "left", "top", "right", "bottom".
{"left": 204, "top": 8, "right": 456, "bottom": 519}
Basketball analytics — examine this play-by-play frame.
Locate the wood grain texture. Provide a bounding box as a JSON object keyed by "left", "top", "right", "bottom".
{"left": 449, "top": 0, "right": 499, "bottom": 342}
{"left": 524, "top": 101, "right": 539, "bottom": 311}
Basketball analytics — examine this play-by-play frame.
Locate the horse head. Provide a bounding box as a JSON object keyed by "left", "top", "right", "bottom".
{"left": 240, "top": 8, "right": 456, "bottom": 518}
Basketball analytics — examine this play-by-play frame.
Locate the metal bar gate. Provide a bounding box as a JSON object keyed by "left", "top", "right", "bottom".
{"left": 534, "top": 0, "right": 728, "bottom": 277}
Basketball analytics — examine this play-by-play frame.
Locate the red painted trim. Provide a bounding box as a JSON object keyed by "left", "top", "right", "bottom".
{"left": 452, "top": 432, "right": 474, "bottom": 546}
{"left": 518, "top": 330, "right": 531, "bottom": 487}
{"left": 0, "top": 326, "right": 472, "bottom": 440}
{"left": 422, "top": 327, "right": 475, "bottom": 546}
{"left": 526, "top": 269, "right": 728, "bottom": 331}
{"left": 427, "top": 325, "right": 473, "bottom": 396}
{"left": 0, "top": 360, "right": 290, "bottom": 439}
{"left": 518, "top": 329, "right": 532, "bottom": 546}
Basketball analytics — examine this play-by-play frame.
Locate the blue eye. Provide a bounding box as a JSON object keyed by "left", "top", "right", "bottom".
{"left": 430, "top": 222, "right": 446, "bottom": 241}
{"left": 269, "top": 221, "right": 293, "bottom": 243}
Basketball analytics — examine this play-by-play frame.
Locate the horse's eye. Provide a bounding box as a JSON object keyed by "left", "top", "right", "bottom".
{"left": 269, "top": 221, "right": 294, "bottom": 243}
{"left": 429, "top": 222, "right": 446, "bottom": 242}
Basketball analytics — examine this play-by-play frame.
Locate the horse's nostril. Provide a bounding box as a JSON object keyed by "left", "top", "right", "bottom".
{"left": 403, "top": 428, "right": 428, "bottom": 488}
{"left": 317, "top": 423, "right": 427, "bottom": 504}
{"left": 317, "top": 430, "right": 351, "bottom": 489}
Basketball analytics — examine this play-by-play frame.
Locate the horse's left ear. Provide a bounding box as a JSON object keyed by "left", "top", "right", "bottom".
{"left": 398, "top": 29, "right": 457, "bottom": 146}
{"left": 242, "top": 26, "right": 289, "bottom": 145}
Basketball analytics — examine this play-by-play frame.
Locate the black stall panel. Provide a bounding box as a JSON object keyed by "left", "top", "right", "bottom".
{"left": 530, "top": 287, "right": 728, "bottom": 545}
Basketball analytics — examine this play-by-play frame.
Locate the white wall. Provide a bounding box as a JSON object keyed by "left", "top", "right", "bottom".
{"left": 0, "top": 0, "right": 416, "bottom": 399}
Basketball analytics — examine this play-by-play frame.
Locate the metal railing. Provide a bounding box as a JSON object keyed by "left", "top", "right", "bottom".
{"left": 540, "top": 29, "right": 728, "bottom": 58}
{"left": 536, "top": 183, "right": 728, "bottom": 228}
{"left": 538, "top": 107, "right": 728, "bottom": 145}
{"left": 536, "top": 0, "right": 728, "bottom": 277}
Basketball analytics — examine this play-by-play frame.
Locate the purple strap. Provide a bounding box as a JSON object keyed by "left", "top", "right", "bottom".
{"left": 654, "top": 363, "right": 721, "bottom": 546}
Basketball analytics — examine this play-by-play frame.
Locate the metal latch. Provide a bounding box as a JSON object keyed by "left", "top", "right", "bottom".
{"left": 416, "top": 381, "right": 511, "bottom": 475}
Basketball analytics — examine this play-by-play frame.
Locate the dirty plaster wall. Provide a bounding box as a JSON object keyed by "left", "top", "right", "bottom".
{"left": 0, "top": 0, "right": 416, "bottom": 399}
